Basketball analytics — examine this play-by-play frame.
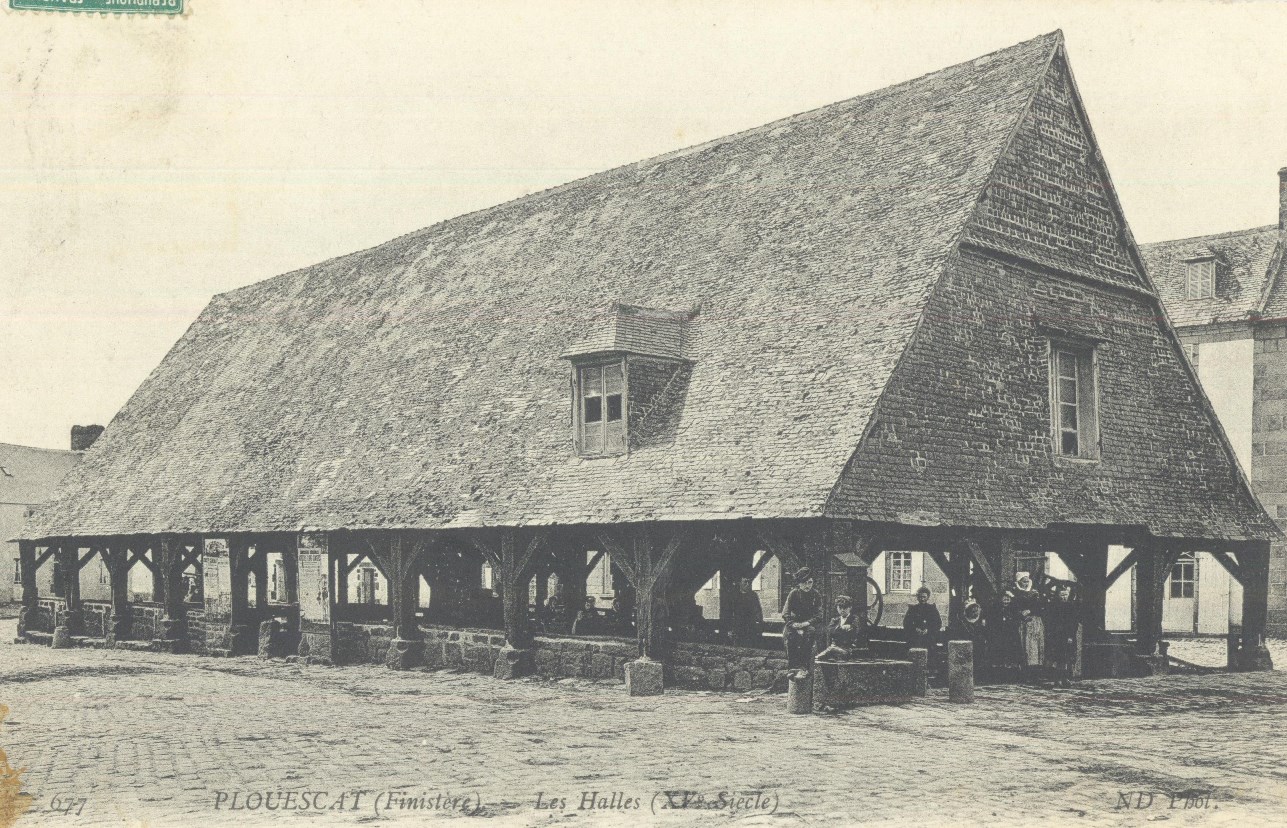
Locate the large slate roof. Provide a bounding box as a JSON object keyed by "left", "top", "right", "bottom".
{"left": 25, "top": 31, "right": 1176, "bottom": 539}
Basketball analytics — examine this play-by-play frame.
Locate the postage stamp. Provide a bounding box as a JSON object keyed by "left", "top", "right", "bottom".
{"left": 8, "top": 0, "right": 183, "bottom": 13}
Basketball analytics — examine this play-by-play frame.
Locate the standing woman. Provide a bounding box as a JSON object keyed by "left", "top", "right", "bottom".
{"left": 1011, "top": 572, "right": 1045, "bottom": 682}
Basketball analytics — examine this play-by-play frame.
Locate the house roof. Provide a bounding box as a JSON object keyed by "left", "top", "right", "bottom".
{"left": 1140, "top": 225, "right": 1282, "bottom": 327}
{"left": 0, "top": 443, "right": 81, "bottom": 509}
{"left": 26, "top": 31, "right": 1175, "bottom": 540}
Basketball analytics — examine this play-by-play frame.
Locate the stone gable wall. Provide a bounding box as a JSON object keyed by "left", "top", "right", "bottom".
{"left": 830, "top": 248, "right": 1267, "bottom": 540}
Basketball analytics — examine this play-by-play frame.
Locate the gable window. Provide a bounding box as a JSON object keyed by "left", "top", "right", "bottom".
{"left": 887, "top": 551, "right": 913, "bottom": 593}
{"left": 1185, "top": 258, "right": 1215, "bottom": 299}
{"left": 1183, "top": 342, "right": 1200, "bottom": 370}
{"left": 1050, "top": 343, "right": 1099, "bottom": 459}
{"left": 1169, "top": 552, "right": 1196, "bottom": 599}
{"left": 576, "top": 360, "right": 626, "bottom": 456}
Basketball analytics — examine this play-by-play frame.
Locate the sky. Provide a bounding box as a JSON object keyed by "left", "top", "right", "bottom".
{"left": 3, "top": 0, "right": 1287, "bottom": 450}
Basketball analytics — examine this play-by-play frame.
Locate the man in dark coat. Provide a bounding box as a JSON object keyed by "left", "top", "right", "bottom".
{"left": 732, "top": 577, "right": 765, "bottom": 647}
{"left": 1045, "top": 584, "right": 1079, "bottom": 688}
{"left": 781, "top": 567, "right": 823, "bottom": 673}
{"left": 903, "top": 586, "right": 942, "bottom": 652}
{"left": 572, "top": 596, "right": 602, "bottom": 636}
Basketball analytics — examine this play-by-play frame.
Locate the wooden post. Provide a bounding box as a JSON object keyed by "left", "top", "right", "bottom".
{"left": 253, "top": 548, "right": 269, "bottom": 608}
{"left": 105, "top": 544, "right": 132, "bottom": 644}
{"left": 468, "top": 528, "right": 548, "bottom": 679}
{"left": 378, "top": 532, "right": 426, "bottom": 670}
{"left": 1239, "top": 541, "right": 1274, "bottom": 671}
{"left": 227, "top": 537, "right": 255, "bottom": 655}
{"left": 1076, "top": 541, "right": 1109, "bottom": 642}
{"left": 149, "top": 540, "right": 165, "bottom": 604}
{"left": 1133, "top": 541, "right": 1167, "bottom": 657}
{"left": 334, "top": 542, "right": 350, "bottom": 608}
{"left": 51, "top": 541, "right": 82, "bottom": 647}
{"left": 17, "top": 540, "right": 38, "bottom": 638}
{"left": 283, "top": 535, "right": 300, "bottom": 605}
{"left": 156, "top": 535, "right": 188, "bottom": 653}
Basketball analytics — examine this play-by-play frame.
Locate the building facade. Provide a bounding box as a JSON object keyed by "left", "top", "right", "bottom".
{"left": 14, "top": 32, "right": 1279, "bottom": 688}
{"left": 3, "top": 429, "right": 96, "bottom": 606}
{"left": 1140, "top": 172, "right": 1287, "bottom": 635}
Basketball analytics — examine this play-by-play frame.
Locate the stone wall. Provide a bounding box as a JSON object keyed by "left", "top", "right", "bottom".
{"left": 186, "top": 607, "right": 207, "bottom": 654}
{"left": 131, "top": 603, "right": 164, "bottom": 641}
{"left": 334, "top": 624, "right": 790, "bottom": 691}
{"left": 82, "top": 601, "right": 112, "bottom": 638}
{"left": 1253, "top": 323, "right": 1287, "bottom": 634}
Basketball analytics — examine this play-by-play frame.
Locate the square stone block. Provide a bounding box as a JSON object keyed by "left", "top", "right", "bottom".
{"left": 624, "top": 658, "right": 664, "bottom": 696}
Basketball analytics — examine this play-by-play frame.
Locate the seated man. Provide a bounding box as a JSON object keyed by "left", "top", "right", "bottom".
{"left": 572, "top": 596, "right": 601, "bottom": 636}
{"left": 817, "top": 594, "right": 867, "bottom": 661}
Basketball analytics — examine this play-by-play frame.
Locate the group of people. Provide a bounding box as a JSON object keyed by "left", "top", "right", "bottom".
{"left": 981, "top": 572, "right": 1081, "bottom": 686}
{"left": 778, "top": 565, "right": 1081, "bottom": 686}
{"left": 781, "top": 566, "right": 870, "bottom": 672}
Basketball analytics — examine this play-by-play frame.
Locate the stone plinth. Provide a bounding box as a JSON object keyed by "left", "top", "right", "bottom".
{"left": 50, "top": 626, "right": 73, "bottom": 649}
{"left": 625, "top": 658, "right": 664, "bottom": 696}
{"left": 948, "top": 640, "right": 973, "bottom": 704}
{"left": 494, "top": 645, "right": 535, "bottom": 680}
{"left": 813, "top": 659, "right": 917, "bottom": 708}
{"left": 385, "top": 637, "right": 425, "bottom": 670}
{"left": 787, "top": 671, "right": 813, "bottom": 713}
{"left": 908, "top": 648, "right": 929, "bottom": 697}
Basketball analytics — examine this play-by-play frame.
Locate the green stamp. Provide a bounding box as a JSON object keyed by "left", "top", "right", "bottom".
{"left": 10, "top": 0, "right": 183, "bottom": 12}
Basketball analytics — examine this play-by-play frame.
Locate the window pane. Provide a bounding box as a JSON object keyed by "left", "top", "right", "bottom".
{"left": 1060, "top": 403, "right": 1078, "bottom": 432}
{"left": 606, "top": 393, "right": 622, "bottom": 422}
{"left": 605, "top": 418, "right": 625, "bottom": 453}
{"left": 1059, "top": 377, "right": 1078, "bottom": 405}
{"left": 583, "top": 421, "right": 603, "bottom": 453}
{"left": 584, "top": 395, "right": 602, "bottom": 423}
{"left": 1061, "top": 431, "right": 1078, "bottom": 456}
{"left": 603, "top": 362, "right": 624, "bottom": 394}
{"left": 1058, "top": 352, "right": 1077, "bottom": 380}
{"left": 582, "top": 365, "right": 601, "bottom": 389}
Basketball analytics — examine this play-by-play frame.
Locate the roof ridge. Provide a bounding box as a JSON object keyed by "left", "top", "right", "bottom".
{"left": 220, "top": 30, "right": 1065, "bottom": 301}
{"left": 0, "top": 442, "right": 80, "bottom": 455}
{"left": 1140, "top": 224, "right": 1279, "bottom": 248}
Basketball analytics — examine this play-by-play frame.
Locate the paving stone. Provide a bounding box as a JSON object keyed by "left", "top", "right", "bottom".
{"left": 4, "top": 620, "right": 1287, "bottom": 826}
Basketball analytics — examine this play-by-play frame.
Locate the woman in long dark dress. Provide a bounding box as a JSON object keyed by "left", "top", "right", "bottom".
{"left": 1011, "top": 573, "right": 1045, "bottom": 682}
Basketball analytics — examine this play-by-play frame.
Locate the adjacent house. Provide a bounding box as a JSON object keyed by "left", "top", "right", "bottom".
{"left": 15, "top": 32, "right": 1278, "bottom": 688}
{"left": 4, "top": 427, "right": 98, "bottom": 606}
{"left": 1140, "top": 170, "right": 1287, "bottom": 636}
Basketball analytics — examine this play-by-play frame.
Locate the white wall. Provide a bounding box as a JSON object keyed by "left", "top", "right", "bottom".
{"left": 1193, "top": 338, "right": 1255, "bottom": 472}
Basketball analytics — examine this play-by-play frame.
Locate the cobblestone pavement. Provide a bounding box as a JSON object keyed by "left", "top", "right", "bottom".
{"left": 3, "top": 622, "right": 1287, "bottom": 828}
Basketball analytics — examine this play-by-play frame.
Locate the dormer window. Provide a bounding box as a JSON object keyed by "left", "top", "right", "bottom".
{"left": 576, "top": 360, "right": 626, "bottom": 456}
{"left": 563, "top": 302, "right": 696, "bottom": 458}
{"left": 1184, "top": 257, "right": 1215, "bottom": 299}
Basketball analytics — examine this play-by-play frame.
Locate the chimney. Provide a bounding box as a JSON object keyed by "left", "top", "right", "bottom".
{"left": 71, "top": 424, "right": 104, "bottom": 452}
{"left": 1279, "top": 168, "right": 1287, "bottom": 231}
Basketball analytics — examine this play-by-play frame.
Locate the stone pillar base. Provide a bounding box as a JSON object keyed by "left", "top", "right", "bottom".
{"left": 1235, "top": 643, "right": 1275, "bottom": 672}
{"left": 297, "top": 627, "right": 334, "bottom": 666}
{"left": 625, "top": 658, "right": 664, "bottom": 696}
{"left": 385, "top": 637, "right": 426, "bottom": 670}
{"left": 786, "top": 670, "right": 812, "bottom": 713}
{"left": 229, "top": 624, "right": 257, "bottom": 656}
{"left": 908, "top": 648, "right": 929, "bottom": 697}
{"left": 948, "top": 640, "right": 974, "bottom": 704}
{"left": 494, "top": 645, "right": 535, "bottom": 680}
{"left": 51, "top": 625, "right": 73, "bottom": 649}
{"left": 17, "top": 606, "right": 33, "bottom": 638}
